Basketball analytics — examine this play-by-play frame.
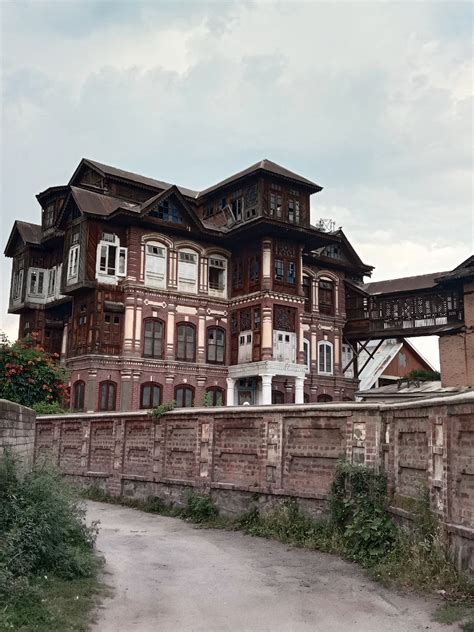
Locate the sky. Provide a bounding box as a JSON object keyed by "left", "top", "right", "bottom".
{"left": 1, "top": 0, "right": 473, "bottom": 368}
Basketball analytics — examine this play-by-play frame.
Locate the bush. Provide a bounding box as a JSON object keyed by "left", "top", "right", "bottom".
{"left": 0, "top": 450, "right": 100, "bottom": 629}
{"left": 0, "top": 334, "right": 68, "bottom": 409}
{"left": 183, "top": 493, "right": 218, "bottom": 523}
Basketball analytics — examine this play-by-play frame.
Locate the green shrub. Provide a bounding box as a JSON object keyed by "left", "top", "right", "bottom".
{"left": 32, "top": 400, "right": 67, "bottom": 415}
{"left": 183, "top": 493, "right": 218, "bottom": 523}
{"left": 148, "top": 400, "right": 176, "bottom": 419}
{"left": 0, "top": 450, "right": 100, "bottom": 628}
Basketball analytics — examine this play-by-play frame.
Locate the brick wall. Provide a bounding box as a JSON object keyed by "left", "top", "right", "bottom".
{"left": 37, "top": 393, "right": 474, "bottom": 571}
{"left": 0, "top": 399, "right": 36, "bottom": 466}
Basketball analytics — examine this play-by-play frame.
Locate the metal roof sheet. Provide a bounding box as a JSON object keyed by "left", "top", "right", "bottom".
{"left": 363, "top": 271, "right": 448, "bottom": 295}
{"left": 70, "top": 186, "right": 139, "bottom": 216}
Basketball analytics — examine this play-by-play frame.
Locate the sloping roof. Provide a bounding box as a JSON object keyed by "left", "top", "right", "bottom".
{"left": 80, "top": 159, "right": 199, "bottom": 199}
{"left": 435, "top": 255, "right": 474, "bottom": 283}
{"left": 199, "top": 159, "right": 323, "bottom": 197}
{"left": 356, "top": 340, "right": 403, "bottom": 391}
{"left": 4, "top": 220, "right": 42, "bottom": 256}
{"left": 70, "top": 186, "right": 140, "bottom": 216}
{"left": 363, "top": 271, "right": 448, "bottom": 295}
{"left": 358, "top": 381, "right": 472, "bottom": 401}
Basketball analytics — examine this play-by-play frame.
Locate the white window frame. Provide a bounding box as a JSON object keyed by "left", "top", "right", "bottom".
{"left": 177, "top": 248, "right": 198, "bottom": 294}
{"left": 145, "top": 242, "right": 167, "bottom": 288}
{"left": 67, "top": 245, "right": 80, "bottom": 284}
{"left": 303, "top": 339, "right": 310, "bottom": 373}
{"left": 12, "top": 268, "right": 24, "bottom": 302}
{"left": 342, "top": 343, "right": 354, "bottom": 378}
{"left": 273, "top": 330, "right": 296, "bottom": 363}
{"left": 318, "top": 341, "right": 334, "bottom": 376}
{"left": 96, "top": 234, "right": 127, "bottom": 284}
{"left": 28, "top": 268, "right": 46, "bottom": 298}
{"left": 208, "top": 255, "right": 227, "bottom": 297}
{"left": 238, "top": 330, "right": 253, "bottom": 363}
{"left": 47, "top": 267, "right": 56, "bottom": 297}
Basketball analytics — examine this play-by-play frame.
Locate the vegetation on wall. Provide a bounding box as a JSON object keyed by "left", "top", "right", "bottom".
{"left": 0, "top": 450, "right": 102, "bottom": 630}
{"left": 405, "top": 368, "right": 441, "bottom": 381}
{"left": 0, "top": 334, "right": 68, "bottom": 411}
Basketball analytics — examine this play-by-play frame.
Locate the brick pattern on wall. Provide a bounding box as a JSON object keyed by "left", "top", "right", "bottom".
{"left": 0, "top": 400, "right": 35, "bottom": 466}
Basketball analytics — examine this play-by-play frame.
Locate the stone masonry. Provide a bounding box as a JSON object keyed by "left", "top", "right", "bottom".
{"left": 0, "top": 399, "right": 36, "bottom": 466}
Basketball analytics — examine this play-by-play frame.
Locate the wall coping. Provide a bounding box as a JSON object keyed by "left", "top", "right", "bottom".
{"left": 36, "top": 391, "right": 474, "bottom": 421}
{"left": 0, "top": 399, "right": 35, "bottom": 414}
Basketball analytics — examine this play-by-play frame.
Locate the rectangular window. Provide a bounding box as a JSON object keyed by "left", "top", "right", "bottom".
{"left": 67, "top": 245, "right": 80, "bottom": 283}
{"left": 208, "top": 257, "right": 226, "bottom": 295}
{"left": 238, "top": 330, "right": 253, "bottom": 363}
{"left": 145, "top": 244, "right": 167, "bottom": 288}
{"left": 29, "top": 269, "right": 45, "bottom": 296}
{"left": 270, "top": 193, "right": 282, "bottom": 218}
{"left": 47, "top": 268, "right": 56, "bottom": 296}
{"left": 177, "top": 251, "right": 198, "bottom": 293}
{"left": 232, "top": 197, "right": 243, "bottom": 221}
{"left": 249, "top": 256, "right": 260, "bottom": 285}
{"left": 287, "top": 262, "right": 296, "bottom": 284}
{"left": 232, "top": 261, "right": 243, "bottom": 289}
{"left": 318, "top": 342, "right": 333, "bottom": 375}
{"left": 273, "top": 330, "right": 296, "bottom": 362}
{"left": 288, "top": 199, "right": 300, "bottom": 223}
{"left": 12, "top": 268, "right": 24, "bottom": 300}
{"left": 274, "top": 259, "right": 284, "bottom": 281}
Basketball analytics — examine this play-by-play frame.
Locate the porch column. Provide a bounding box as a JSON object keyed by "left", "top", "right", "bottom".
{"left": 295, "top": 377, "right": 305, "bottom": 404}
{"left": 261, "top": 374, "right": 273, "bottom": 405}
{"left": 226, "top": 377, "right": 235, "bottom": 406}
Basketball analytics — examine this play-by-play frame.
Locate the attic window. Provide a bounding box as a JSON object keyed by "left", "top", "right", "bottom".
{"left": 150, "top": 200, "right": 183, "bottom": 224}
{"left": 43, "top": 204, "right": 55, "bottom": 228}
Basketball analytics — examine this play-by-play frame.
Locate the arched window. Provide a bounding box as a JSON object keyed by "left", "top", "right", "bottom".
{"left": 317, "top": 393, "right": 333, "bottom": 402}
{"left": 272, "top": 390, "right": 284, "bottom": 404}
{"left": 177, "top": 248, "right": 198, "bottom": 293}
{"left": 145, "top": 242, "right": 167, "bottom": 288}
{"left": 98, "top": 381, "right": 117, "bottom": 411}
{"left": 318, "top": 341, "right": 333, "bottom": 375}
{"left": 302, "top": 275, "right": 312, "bottom": 312}
{"left": 207, "top": 327, "right": 225, "bottom": 364}
{"left": 176, "top": 323, "right": 196, "bottom": 362}
{"left": 143, "top": 319, "right": 165, "bottom": 358}
{"left": 206, "top": 387, "right": 225, "bottom": 406}
{"left": 140, "top": 383, "right": 162, "bottom": 409}
{"left": 303, "top": 338, "right": 310, "bottom": 373}
{"left": 72, "top": 380, "right": 85, "bottom": 411}
{"left": 175, "top": 385, "right": 194, "bottom": 408}
{"left": 319, "top": 279, "right": 335, "bottom": 315}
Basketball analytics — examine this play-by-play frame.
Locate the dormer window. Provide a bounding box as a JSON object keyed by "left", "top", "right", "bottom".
{"left": 150, "top": 200, "right": 183, "bottom": 223}
{"left": 232, "top": 197, "right": 243, "bottom": 221}
{"left": 43, "top": 203, "right": 55, "bottom": 229}
{"left": 96, "top": 233, "right": 127, "bottom": 284}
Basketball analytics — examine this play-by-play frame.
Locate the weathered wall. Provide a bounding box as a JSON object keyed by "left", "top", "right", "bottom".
{"left": 0, "top": 399, "right": 35, "bottom": 466}
{"left": 36, "top": 393, "right": 474, "bottom": 571}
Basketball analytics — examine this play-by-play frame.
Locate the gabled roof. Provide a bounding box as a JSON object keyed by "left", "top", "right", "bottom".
{"left": 4, "top": 221, "right": 42, "bottom": 256}
{"left": 363, "top": 271, "right": 448, "bottom": 295}
{"left": 71, "top": 158, "right": 199, "bottom": 199}
{"left": 69, "top": 186, "right": 139, "bottom": 217}
{"left": 199, "top": 159, "right": 323, "bottom": 197}
{"left": 137, "top": 185, "right": 203, "bottom": 230}
{"left": 435, "top": 255, "right": 474, "bottom": 283}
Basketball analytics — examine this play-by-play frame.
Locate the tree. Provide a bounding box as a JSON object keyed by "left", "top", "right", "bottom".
{"left": 0, "top": 334, "right": 68, "bottom": 411}
{"left": 405, "top": 368, "right": 441, "bottom": 382}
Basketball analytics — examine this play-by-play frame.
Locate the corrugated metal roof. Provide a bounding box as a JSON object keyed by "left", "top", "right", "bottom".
{"left": 363, "top": 271, "right": 448, "bottom": 295}
{"left": 85, "top": 159, "right": 199, "bottom": 199}
{"left": 199, "top": 159, "right": 323, "bottom": 196}
{"left": 16, "top": 221, "right": 42, "bottom": 245}
{"left": 358, "top": 381, "right": 472, "bottom": 400}
{"left": 356, "top": 339, "right": 403, "bottom": 391}
{"left": 70, "top": 186, "right": 139, "bottom": 216}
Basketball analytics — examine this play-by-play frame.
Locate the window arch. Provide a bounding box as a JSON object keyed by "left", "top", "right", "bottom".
{"left": 318, "top": 341, "right": 333, "bottom": 375}
{"left": 143, "top": 319, "right": 165, "bottom": 358}
{"left": 317, "top": 393, "right": 333, "bottom": 403}
{"left": 177, "top": 248, "right": 198, "bottom": 293}
{"left": 207, "top": 327, "right": 225, "bottom": 364}
{"left": 145, "top": 241, "right": 167, "bottom": 288}
{"left": 98, "top": 381, "right": 117, "bottom": 411}
{"left": 318, "top": 278, "right": 335, "bottom": 315}
{"left": 175, "top": 385, "right": 194, "bottom": 408}
{"left": 72, "top": 380, "right": 85, "bottom": 411}
{"left": 140, "top": 382, "right": 162, "bottom": 409}
{"left": 176, "top": 323, "right": 196, "bottom": 362}
{"left": 206, "top": 387, "right": 225, "bottom": 406}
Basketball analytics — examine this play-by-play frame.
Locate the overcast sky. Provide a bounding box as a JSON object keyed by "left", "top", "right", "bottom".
{"left": 1, "top": 1, "right": 473, "bottom": 367}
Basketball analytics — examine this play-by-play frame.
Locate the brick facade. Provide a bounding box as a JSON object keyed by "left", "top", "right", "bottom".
{"left": 36, "top": 392, "right": 474, "bottom": 571}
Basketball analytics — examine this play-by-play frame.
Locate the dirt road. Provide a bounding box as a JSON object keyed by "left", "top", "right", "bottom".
{"left": 88, "top": 500, "right": 449, "bottom": 632}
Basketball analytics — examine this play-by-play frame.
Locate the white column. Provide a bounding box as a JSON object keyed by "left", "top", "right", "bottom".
{"left": 60, "top": 322, "right": 68, "bottom": 361}
{"left": 226, "top": 377, "right": 235, "bottom": 406}
{"left": 295, "top": 377, "right": 305, "bottom": 404}
{"left": 261, "top": 374, "right": 273, "bottom": 405}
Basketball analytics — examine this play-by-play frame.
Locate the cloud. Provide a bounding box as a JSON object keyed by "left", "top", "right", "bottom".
{"left": 1, "top": 0, "right": 472, "bottom": 367}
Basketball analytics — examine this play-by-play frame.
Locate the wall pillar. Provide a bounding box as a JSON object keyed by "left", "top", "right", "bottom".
{"left": 295, "top": 377, "right": 305, "bottom": 404}
{"left": 226, "top": 377, "right": 235, "bottom": 406}
{"left": 261, "top": 374, "right": 273, "bottom": 405}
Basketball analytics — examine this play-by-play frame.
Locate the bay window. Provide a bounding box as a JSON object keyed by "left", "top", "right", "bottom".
{"left": 96, "top": 233, "right": 127, "bottom": 283}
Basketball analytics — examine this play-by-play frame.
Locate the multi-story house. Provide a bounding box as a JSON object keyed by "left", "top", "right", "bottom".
{"left": 5, "top": 158, "right": 373, "bottom": 411}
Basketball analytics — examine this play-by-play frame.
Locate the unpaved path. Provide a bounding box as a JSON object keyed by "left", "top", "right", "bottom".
{"left": 88, "top": 500, "right": 450, "bottom": 632}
